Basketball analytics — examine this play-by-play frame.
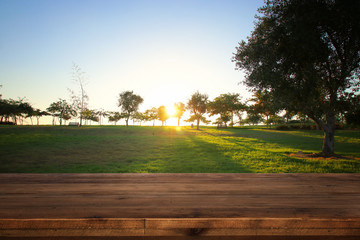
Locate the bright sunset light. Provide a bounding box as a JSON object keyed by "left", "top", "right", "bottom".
{"left": 165, "top": 104, "right": 177, "bottom": 117}
{"left": 0, "top": 0, "right": 264, "bottom": 125}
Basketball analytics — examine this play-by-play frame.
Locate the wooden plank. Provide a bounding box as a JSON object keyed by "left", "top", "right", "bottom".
{"left": 1, "top": 218, "right": 359, "bottom": 237}
{"left": 145, "top": 218, "right": 360, "bottom": 236}
{"left": 0, "top": 173, "right": 359, "bottom": 238}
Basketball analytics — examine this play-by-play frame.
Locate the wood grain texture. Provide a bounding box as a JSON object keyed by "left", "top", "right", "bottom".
{"left": 0, "top": 173, "right": 359, "bottom": 239}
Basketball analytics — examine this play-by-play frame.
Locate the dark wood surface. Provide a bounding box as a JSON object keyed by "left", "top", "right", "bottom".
{"left": 0, "top": 173, "right": 359, "bottom": 239}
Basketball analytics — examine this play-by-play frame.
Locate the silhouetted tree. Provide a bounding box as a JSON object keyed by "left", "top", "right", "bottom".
{"left": 173, "top": 102, "right": 186, "bottom": 126}
{"left": 47, "top": 99, "right": 76, "bottom": 125}
{"left": 233, "top": 0, "right": 360, "bottom": 155}
{"left": 32, "top": 109, "right": 49, "bottom": 125}
{"left": 0, "top": 98, "right": 32, "bottom": 124}
{"left": 157, "top": 105, "right": 169, "bottom": 126}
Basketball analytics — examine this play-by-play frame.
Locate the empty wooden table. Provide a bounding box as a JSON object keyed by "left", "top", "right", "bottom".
{"left": 0, "top": 173, "right": 359, "bottom": 239}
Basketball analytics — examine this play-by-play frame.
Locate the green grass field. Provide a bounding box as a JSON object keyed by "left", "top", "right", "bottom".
{"left": 0, "top": 125, "right": 359, "bottom": 173}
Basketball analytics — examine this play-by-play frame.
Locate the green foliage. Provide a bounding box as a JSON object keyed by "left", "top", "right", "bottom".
{"left": 0, "top": 126, "right": 359, "bottom": 173}
{"left": 244, "top": 107, "right": 264, "bottom": 125}
{"left": 208, "top": 93, "right": 244, "bottom": 127}
{"left": 81, "top": 108, "right": 99, "bottom": 124}
{"left": 117, "top": 91, "right": 144, "bottom": 126}
{"left": 269, "top": 115, "right": 285, "bottom": 126}
{"left": 249, "top": 90, "right": 279, "bottom": 128}
{"left": 47, "top": 99, "right": 76, "bottom": 125}
{"left": 0, "top": 98, "right": 34, "bottom": 124}
{"left": 144, "top": 107, "right": 159, "bottom": 126}
{"left": 345, "top": 94, "right": 360, "bottom": 127}
{"left": 186, "top": 91, "right": 209, "bottom": 130}
{"left": 131, "top": 111, "right": 147, "bottom": 126}
{"left": 31, "top": 109, "right": 49, "bottom": 125}
{"left": 233, "top": 0, "right": 360, "bottom": 154}
{"left": 107, "top": 111, "right": 124, "bottom": 125}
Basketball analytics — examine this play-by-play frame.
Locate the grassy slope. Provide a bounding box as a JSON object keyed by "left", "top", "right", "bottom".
{"left": 0, "top": 125, "right": 359, "bottom": 173}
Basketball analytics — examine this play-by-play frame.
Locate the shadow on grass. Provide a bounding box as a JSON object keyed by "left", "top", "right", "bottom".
{"left": 1, "top": 126, "right": 359, "bottom": 173}
{"left": 122, "top": 132, "right": 254, "bottom": 173}
{"left": 199, "top": 128, "right": 360, "bottom": 173}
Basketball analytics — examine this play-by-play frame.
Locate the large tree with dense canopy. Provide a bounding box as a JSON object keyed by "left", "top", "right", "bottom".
{"left": 233, "top": 0, "right": 360, "bottom": 155}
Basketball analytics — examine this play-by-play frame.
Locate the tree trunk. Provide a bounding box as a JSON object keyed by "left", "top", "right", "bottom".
{"left": 178, "top": 118, "right": 180, "bottom": 126}
{"left": 196, "top": 119, "right": 200, "bottom": 130}
{"left": 322, "top": 114, "right": 335, "bottom": 155}
{"left": 125, "top": 118, "right": 129, "bottom": 127}
{"left": 311, "top": 114, "right": 335, "bottom": 155}
{"left": 266, "top": 115, "right": 269, "bottom": 128}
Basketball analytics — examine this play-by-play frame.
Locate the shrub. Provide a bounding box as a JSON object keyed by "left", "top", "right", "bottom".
{"left": 276, "top": 124, "right": 291, "bottom": 130}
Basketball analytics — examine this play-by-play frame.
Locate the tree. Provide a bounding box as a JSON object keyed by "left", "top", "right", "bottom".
{"left": 144, "top": 107, "right": 159, "bottom": 126}
{"left": 208, "top": 93, "right": 244, "bottom": 127}
{"left": 157, "top": 105, "right": 169, "bottom": 126}
{"left": 233, "top": 0, "right": 360, "bottom": 155}
{"left": 0, "top": 98, "right": 32, "bottom": 124}
{"left": 32, "top": 109, "right": 49, "bottom": 125}
{"left": 47, "top": 99, "right": 76, "bottom": 125}
{"left": 117, "top": 91, "right": 144, "bottom": 127}
{"left": 17, "top": 101, "right": 33, "bottom": 125}
{"left": 209, "top": 102, "right": 230, "bottom": 127}
{"left": 173, "top": 102, "right": 186, "bottom": 126}
{"left": 107, "top": 111, "right": 123, "bottom": 125}
{"left": 344, "top": 94, "right": 360, "bottom": 126}
{"left": 235, "top": 103, "right": 248, "bottom": 126}
{"left": 269, "top": 114, "right": 285, "bottom": 125}
{"left": 96, "top": 109, "right": 108, "bottom": 125}
{"left": 0, "top": 99, "right": 11, "bottom": 123}
{"left": 131, "top": 111, "right": 147, "bottom": 126}
{"left": 186, "top": 91, "right": 209, "bottom": 130}
{"left": 81, "top": 108, "right": 99, "bottom": 125}
{"left": 70, "top": 63, "right": 89, "bottom": 126}
{"left": 249, "top": 90, "right": 278, "bottom": 128}
{"left": 283, "top": 110, "right": 296, "bottom": 125}
{"left": 244, "top": 107, "right": 264, "bottom": 125}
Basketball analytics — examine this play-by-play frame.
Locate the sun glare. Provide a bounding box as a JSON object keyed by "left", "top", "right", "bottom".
{"left": 165, "top": 104, "right": 177, "bottom": 117}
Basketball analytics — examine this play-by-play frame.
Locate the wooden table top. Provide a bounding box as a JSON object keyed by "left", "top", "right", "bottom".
{"left": 0, "top": 173, "right": 359, "bottom": 239}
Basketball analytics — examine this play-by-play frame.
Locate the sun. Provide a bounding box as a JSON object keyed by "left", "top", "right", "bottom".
{"left": 165, "top": 104, "right": 177, "bottom": 117}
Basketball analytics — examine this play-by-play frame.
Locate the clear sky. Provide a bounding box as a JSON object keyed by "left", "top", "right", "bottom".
{"left": 0, "top": 0, "right": 264, "bottom": 125}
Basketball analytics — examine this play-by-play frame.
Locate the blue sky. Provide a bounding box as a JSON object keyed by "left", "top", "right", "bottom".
{"left": 0, "top": 0, "right": 264, "bottom": 124}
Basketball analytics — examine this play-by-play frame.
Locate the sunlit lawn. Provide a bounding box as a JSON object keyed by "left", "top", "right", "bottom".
{"left": 0, "top": 125, "right": 359, "bottom": 173}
